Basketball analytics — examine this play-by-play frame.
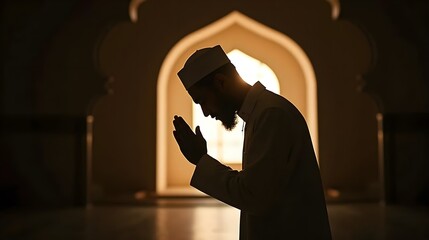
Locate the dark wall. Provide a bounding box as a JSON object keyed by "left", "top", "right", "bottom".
{"left": 341, "top": 0, "right": 428, "bottom": 112}
{"left": 1, "top": 0, "right": 130, "bottom": 207}
{"left": 1, "top": 0, "right": 428, "bottom": 208}
{"left": 340, "top": 0, "right": 429, "bottom": 205}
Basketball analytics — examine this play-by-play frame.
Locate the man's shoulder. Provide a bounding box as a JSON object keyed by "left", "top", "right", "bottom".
{"left": 252, "top": 90, "right": 305, "bottom": 122}
{"left": 256, "top": 90, "right": 294, "bottom": 112}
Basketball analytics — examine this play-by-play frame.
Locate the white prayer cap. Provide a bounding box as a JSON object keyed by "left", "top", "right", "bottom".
{"left": 178, "top": 45, "right": 231, "bottom": 90}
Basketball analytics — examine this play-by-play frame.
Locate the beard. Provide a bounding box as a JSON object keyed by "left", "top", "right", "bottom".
{"left": 214, "top": 90, "right": 238, "bottom": 131}
{"left": 221, "top": 112, "right": 238, "bottom": 131}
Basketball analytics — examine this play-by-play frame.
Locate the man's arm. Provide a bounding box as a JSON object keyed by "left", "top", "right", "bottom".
{"left": 191, "top": 108, "right": 301, "bottom": 215}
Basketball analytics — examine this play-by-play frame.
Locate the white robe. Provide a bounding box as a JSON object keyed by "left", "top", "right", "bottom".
{"left": 191, "top": 82, "right": 332, "bottom": 240}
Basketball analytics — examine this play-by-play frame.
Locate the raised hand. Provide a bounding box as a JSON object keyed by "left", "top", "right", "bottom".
{"left": 172, "top": 115, "right": 207, "bottom": 165}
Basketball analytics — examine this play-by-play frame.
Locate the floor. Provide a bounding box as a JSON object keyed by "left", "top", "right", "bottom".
{"left": 1, "top": 199, "right": 428, "bottom": 240}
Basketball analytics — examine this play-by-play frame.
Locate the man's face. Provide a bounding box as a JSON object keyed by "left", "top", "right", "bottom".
{"left": 188, "top": 84, "right": 238, "bottom": 131}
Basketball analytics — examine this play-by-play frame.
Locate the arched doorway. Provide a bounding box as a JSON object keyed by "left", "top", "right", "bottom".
{"left": 157, "top": 11, "right": 318, "bottom": 195}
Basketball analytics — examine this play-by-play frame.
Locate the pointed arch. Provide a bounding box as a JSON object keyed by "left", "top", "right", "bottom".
{"left": 157, "top": 11, "right": 318, "bottom": 194}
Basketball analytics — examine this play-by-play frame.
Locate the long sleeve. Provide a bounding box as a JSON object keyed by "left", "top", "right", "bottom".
{"left": 191, "top": 108, "right": 301, "bottom": 215}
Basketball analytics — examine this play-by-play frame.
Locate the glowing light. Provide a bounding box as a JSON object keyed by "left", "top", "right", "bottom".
{"left": 129, "top": 0, "right": 145, "bottom": 23}
{"left": 134, "top": 191, "right": 147, "bottom": 200}
{"left": 228, "top": 49, "right": 280, "bottom": 93}
{"left": 193, "top": 50, "right": 280, "bottom": 164}
{"left": 326, "top": 0, "right": 341, "bottom": 20}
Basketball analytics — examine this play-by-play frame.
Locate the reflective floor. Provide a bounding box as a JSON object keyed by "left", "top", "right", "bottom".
{"left": 1, "top": 199, "right": 429, "bottom": 240}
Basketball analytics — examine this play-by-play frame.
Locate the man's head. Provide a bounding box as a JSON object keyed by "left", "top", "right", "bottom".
{"left": 178, "top": 45, "right": 246, "bottom": 130}
{"left": 178, "top": 45, "right": 231, "bottom": 90}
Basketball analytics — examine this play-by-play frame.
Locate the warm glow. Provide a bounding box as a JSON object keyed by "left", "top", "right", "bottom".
{"left": 193, "top": 49, "right": 280, "bottom": 164}
{"left": 157, "top": 11, "right": 319, "bottom": 195}
{"left": 129, "top": 0, "right": 146, "bottom": 23}
{"left": 326, "top": 0, "right": 340, "bottom": 20}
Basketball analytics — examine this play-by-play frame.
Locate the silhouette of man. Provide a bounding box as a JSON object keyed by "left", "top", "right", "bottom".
{"left": 173, "top": 45, "right": 332, "bottom": 240}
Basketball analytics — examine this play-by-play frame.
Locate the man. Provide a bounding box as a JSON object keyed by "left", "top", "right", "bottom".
{"left": 173, "top": 45, "right": 332, "bottom": 240}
